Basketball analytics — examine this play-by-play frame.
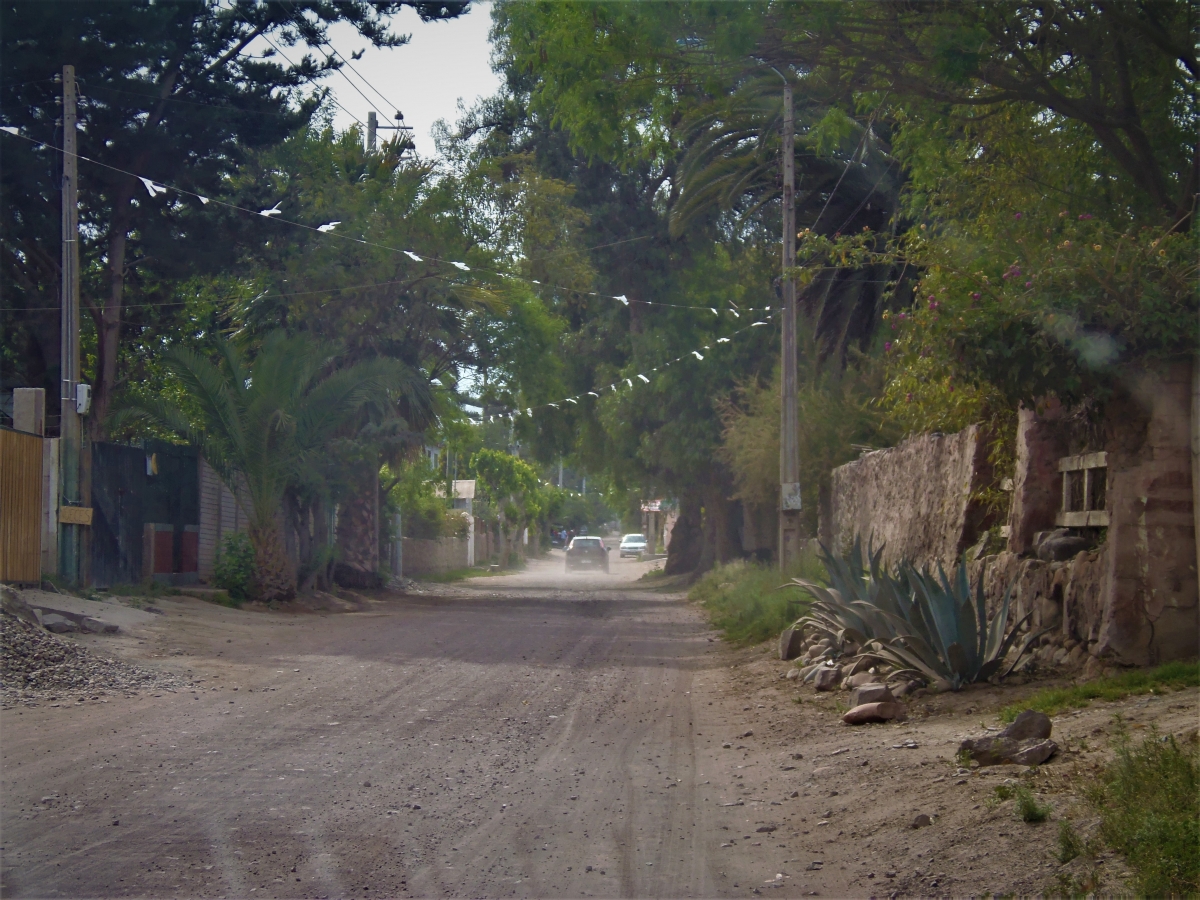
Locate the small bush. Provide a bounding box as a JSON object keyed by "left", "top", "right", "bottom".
{"left": 1086, "top": 732, "right": 1199, "bottom": 897}
{"left": 999, "top": 660, "right": 1200, "bottom": 722}
{"left": 213, "top": 532, "right": 255, "bottom": 601}
{"left": 690, "top": 552, "right": 824, "bottom": 645}
{"left": 1015, "top": 785, "right": 1051, "bottom": 823}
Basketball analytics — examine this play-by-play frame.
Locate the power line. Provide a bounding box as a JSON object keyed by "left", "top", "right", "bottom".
{"left": 260, "top": 33, "right": 365, "bottom": 126}
{"left": 283, "top": 1, "right": 404, "bottom": 116}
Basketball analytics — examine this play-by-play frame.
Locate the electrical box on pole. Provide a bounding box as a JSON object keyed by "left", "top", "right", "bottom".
{"left": 58, "top": 64, "right": 85, "bottom": 585}
{"left": 779, "top": 78, "right": 803, "bottom": 568}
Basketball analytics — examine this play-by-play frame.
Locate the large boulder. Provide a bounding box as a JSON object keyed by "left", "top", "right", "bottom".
{"left": 959, "top": 735, "right": 1058, "bottom": 766}
{"left": 999, "top": 710, "right": 1052, "bottom": 742}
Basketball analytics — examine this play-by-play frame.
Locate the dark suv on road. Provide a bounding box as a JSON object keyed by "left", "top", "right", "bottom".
{"left": 565, "top": 536, "right": 609, "bottom": 573}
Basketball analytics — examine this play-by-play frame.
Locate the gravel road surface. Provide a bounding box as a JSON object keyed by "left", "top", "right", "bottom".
{"left": 1, "top": 553, "right": 810, "bottom": 898}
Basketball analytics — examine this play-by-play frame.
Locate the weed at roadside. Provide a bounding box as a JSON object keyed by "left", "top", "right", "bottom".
{"left": 989, "top": 783, "right": 1051, "bottom": 822}
{"left": 690, "top": 552, "right": 824, "bottom": 645}
{"left": 999, "top": 659, "right": 1199, "bottom": 721}
{"left": 1057, "top": 821, "right": 1084, "bottom": 863}
{"left": 1085, "top": 731, "right": 1199, "bottom": 897}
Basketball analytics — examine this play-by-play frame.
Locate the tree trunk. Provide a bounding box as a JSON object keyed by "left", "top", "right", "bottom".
{"left": 312, "top": 496, "right": 332, "bottom": 591}
{"left": 335, "top": 463, "right": 382, "bottom": 588}
{"left": 88, "top": 187, "right": 135, "bottom": 441}
{"left": 249, "top": 520, "right": 295, "bottom": 602}
{"left": 665, "top": 491, "right": 703, "bottom": 575}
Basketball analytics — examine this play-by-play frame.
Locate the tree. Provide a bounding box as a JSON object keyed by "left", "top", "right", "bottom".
{"left": 114, "top": 330, "right": 424, "bottom": 600}
{"left": 1, "top": 0, "right": 466, "bottom": 437}
{"left": 471, "top": 449, "right": 542, "bottom": 567}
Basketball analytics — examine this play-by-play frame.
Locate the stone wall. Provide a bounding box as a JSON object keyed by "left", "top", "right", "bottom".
{"left": 976, "top": 360, "right": 1198, "bottom": 667}
{"left": 825, "top": 425, "right": 995, "bottom": 569}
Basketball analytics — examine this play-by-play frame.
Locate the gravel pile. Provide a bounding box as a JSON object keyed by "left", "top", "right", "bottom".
{"left": 1, "top": 609, "right": 195, "bottom": 707}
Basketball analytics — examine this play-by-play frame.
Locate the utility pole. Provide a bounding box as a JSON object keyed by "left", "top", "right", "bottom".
{"left": 778, "top": 78, "right": 803, "bottom": 569}
{"left": 366, "top": 110, "right": 377, "bottom": 151}
{"left": 58, "top": 64, "right": 84, "bottom": 585}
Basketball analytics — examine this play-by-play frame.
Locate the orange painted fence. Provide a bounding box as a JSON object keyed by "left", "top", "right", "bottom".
{"left": 0, "top": 427, "right": 44, "bottom": 583}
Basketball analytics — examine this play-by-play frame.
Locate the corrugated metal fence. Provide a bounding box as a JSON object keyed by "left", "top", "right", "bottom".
{"left": 0, "top": 427, "right": 44, "bottom": 583}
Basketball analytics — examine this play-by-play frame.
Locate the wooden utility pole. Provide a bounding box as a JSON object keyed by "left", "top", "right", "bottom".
{"left": 366, "top": 110, "right": 377, "bottom": 151}
{"left": 779, "top": 78, "right": 803, "bottom": 568}
{"left": 58, "top": 64, "right": 85, "bottom": 584}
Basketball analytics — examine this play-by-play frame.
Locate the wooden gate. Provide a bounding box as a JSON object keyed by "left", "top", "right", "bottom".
{"left": 0, "top": 427, "right": 44, "bottom": 583}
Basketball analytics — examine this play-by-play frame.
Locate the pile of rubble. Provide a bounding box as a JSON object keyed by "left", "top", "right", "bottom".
{"left": 1, "top": 593, "right": 194, "bottom": 707}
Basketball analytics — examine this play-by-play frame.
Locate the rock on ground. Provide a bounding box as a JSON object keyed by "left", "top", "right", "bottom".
{"left": 842, "top": 700, "right": 907, "bottom": 724}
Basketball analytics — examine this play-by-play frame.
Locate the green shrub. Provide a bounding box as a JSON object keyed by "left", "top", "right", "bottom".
{"left": 1086, "top": 732, "right": 1199, "bottom": 897}
{"left": 213, "top": 532, "right": 255, "bottom": 601}
{"left": 691, "top": 552, "right": 824, "bottom": 645}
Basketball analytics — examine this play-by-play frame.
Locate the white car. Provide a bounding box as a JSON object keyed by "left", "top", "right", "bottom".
{"left": 618, "top": 534, "right": 648, "bottom": 558}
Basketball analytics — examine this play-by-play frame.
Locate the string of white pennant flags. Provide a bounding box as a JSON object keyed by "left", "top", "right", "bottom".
{"left": 478, "top": 311, "right": 778, "bottom": 425}
{"left": 1, "top": 129, "right": 775, "bottom": 319}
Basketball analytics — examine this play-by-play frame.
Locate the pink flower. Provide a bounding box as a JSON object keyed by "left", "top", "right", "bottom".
{"left": 1025, "top": 280, "right": 1032, "bottom": 287}
{"left": 1013, "top": 212, "right": 1023, "bottom": 220}
{"left": 971, "top": 292, "right": 981, "bottom": 300}
{"left": 898, "top": 312, "right": 907, "bottom": 320}
{"left": 929, "top": 299, "right": 939, "bottom": 309}
{"left": 1078, "top": 213, "right": 1093, "bottom": 220}
{"left": 905, "top": 392, "right": 913, "bottom": 403}
{"left": 884, "top": 341, "right": 892, "bottom": 352}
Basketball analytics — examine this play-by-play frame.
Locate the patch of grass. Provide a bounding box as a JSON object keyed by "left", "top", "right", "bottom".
{"left": 999, "top": 659, "right": 1199, "bottom": 722}
{"left": 1085, "top": 731, "right": 1199, "bottom": 897}
{"left": 1015, "top": 785, "right": 1051, "bottom": 823}
{"left": 1057, "top": 821, "right": 1084, "bottom": 863}
{"left": 417, "top": 566, "right": 508, "bottom": 583}
{"left": 202, "top": 590, "right": 241, "bottom": 609}
{"left": 689, "top": 552, "right": 825, "bottom": 646}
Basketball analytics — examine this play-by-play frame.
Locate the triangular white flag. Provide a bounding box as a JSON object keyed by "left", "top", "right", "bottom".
{"left": 692, "top": 350, "right": 704, "bottom": 360}
{"left": 404, "top": 251, "right": 422, "bottom": 262}
{"left": 259, "top": 201, "right": 282, "bottom": 217}
{"left": 615, "top": 295, "right": 629, "bottom": 305}
{"left": 197, "top": 195, "right": 210, "bottom": 205}
{"left": 625, "top": 378, "right": 633, "bottom": 388}
{"left": 139, "top": 177, "right": 166, "bottom": 197}
{"left": 717, "top": 337, "right": 730, "bottom": 343}
{"left": 565, "top": 398, "right": 577, "bottom": 404}
{"left": 451, "top": 261, "right": 470, "bottom": 271}
{"left": 637, "top": 374, "right": 649, "bottom": 383}
{"left": 317, "top": 221, "right": 340, "bottom": 232}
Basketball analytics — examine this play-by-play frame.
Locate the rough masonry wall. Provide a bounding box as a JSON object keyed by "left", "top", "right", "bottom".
{"left": 827, "top": 425, "right": 994, "bottom": 568}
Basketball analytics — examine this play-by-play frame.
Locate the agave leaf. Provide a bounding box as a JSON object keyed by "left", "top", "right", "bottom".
{"left": 973, "top": 568, "right": 989, "bottom": 660}
{"left": 999, "top": 627, "right": 1050, "bottom": 679}
{"left": 946, "top": 642, "right": 971, "bottom": 678}
{"left": 992, "top": 611, "right": 1037, "bottom": 667}
{"left": 873, "top": 637, "right": 951, "bottom": 685}
{"left": 984, "top": 582, "right": 1016, "bottom": 661}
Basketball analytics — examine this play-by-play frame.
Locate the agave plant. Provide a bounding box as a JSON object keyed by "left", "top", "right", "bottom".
{"left": 789, "top": 539, "right": 1043, "bottom": 691}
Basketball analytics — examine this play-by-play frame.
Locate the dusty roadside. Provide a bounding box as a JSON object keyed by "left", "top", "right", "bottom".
{"left": 2, "top": 555, "right": 1194, "bottom": 898}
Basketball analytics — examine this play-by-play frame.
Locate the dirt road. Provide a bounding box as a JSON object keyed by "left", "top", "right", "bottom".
{"left": 4, "top": 552, "right": 1195, "bottom": 899}
{"left": 2, "top": 553, "right": 810, "bottom": 898}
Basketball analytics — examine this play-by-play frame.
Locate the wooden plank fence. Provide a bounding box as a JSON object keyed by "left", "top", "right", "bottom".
{"left": 1, "top": 427, "right": 44, "bottom": 582}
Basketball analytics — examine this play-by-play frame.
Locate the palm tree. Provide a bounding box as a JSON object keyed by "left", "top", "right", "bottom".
{"left": 114, "top": 330, "right": 427, "bottom": 601}
{"left": 670, "top": 71, "right": 907, "bottom": 365}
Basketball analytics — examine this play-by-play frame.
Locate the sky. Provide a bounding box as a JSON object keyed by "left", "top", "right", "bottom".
{"left": 315, "top": 3, "right": 501, "bottom": 157}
